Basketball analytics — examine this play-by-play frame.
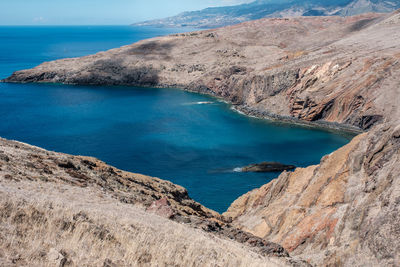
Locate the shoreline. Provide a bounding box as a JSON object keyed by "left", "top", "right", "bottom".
{"left": 131, "top": 82, "right": 364, "bottom": 136}
{"left": 2, "top": 79, "right": 363, "bottom": 137}
{"left": 232, "top": 105, "right": 363, "bottom": 136}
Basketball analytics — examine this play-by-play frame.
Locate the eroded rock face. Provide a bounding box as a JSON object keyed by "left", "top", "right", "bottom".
{"left": 224, "top": 122, "right": 400, "bottom": 266}
{"left": 4, "top": 12, "right": 400, "bottom": 131}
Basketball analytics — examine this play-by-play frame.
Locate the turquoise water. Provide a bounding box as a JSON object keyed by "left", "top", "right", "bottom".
{"left": 0, "top": 26, "right": 352, "bottom": 212}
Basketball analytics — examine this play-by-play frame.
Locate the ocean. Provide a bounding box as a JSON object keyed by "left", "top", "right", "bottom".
{"left": 0, "top": 26, "right": 352, "bottom": 212}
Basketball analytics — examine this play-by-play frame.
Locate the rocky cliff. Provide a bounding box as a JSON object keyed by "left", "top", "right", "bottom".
{"left": 224, "top": 122, "right": 400, "bottom": 266}
{"left": 5, "top": 11, "right": 400, "bottom": 131}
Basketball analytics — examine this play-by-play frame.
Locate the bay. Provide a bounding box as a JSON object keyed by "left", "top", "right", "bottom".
{"left": 0, "top": 26, "right": 352, "bottom": 212}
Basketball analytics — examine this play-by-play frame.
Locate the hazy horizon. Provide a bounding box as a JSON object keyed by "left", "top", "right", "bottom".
{"left": 0, "top": 0, "right": 254, "bottom": 26}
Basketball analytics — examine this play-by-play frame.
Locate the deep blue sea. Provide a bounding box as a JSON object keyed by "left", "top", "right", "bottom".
{"left": 0, "top": 26, "right": 352, "bottom": 212}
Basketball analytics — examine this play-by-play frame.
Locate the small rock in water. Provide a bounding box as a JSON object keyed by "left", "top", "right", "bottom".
{"left": 241, "top": 162, "right": 296, "bottom": 173}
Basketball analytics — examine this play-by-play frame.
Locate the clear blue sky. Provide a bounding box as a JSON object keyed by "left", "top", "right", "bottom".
{"left": 0, "top": 0, "right": 253, "bottom": 25}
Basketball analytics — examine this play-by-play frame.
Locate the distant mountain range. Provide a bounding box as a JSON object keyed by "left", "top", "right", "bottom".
{"left": 133, "top": 0, "right": 400, "bottom": 28}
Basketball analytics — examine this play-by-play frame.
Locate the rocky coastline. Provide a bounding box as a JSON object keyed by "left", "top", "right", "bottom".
{"left": 232, "top": 104, "right": 364, "bottom": 135}
{"left": 5, "top": 12, "right": 400, "bottom": 132}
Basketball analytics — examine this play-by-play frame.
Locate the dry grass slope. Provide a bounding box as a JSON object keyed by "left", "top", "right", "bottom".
{"left": 0, "top": 138, "right": 301, "bottom": 266}
{"left": 0, "top": 180, "right": 289, "bottom": 267}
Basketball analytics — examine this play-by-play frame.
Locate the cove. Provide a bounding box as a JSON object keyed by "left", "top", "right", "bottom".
{"left": 0, "top": 82, "right": 352, "bottom": 212}
{"left": 0, "top": 26, "right": 352, "bottom": 212}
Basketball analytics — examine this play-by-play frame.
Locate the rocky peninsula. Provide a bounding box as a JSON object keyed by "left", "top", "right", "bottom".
{"left": 5, "top": 12, "right": 400, "bottom": 132}
{"left": 2, "top": 10, "right": 400, "bottom": 267}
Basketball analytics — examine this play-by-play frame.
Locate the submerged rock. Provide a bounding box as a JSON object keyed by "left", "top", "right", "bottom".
{"left": 241, "top": 162, "right": 296, "bottom": 173}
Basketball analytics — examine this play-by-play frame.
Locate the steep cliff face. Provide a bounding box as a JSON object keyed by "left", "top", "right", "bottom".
{"left": 5, "top": 12, "right": 400, "bottom": 131}
{"left": 224, "top": 122, "right": 400, "bottom": 266}
{"left": 0, "top": 138, "right": 306, "bottom": 266}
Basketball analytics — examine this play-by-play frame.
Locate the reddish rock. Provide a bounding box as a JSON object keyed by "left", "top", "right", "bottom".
{"left": 225, "top": 123, "right": 400, "bottom": 266}
{"left": 146, "top": 198, "right": 175, "bottom": 219}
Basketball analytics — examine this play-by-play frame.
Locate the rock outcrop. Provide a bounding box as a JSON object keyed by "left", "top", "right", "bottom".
{"left": 4, "top": 11, "right": 400, "bottom": 131}
{"left": 241, "top": 162, "right": 296, "bottom": 173}
{"left": 224, "top": 122, "right": 400, "bottom": 266}
{"left": 0, "top": 137, "right": 306, "bottom": 266}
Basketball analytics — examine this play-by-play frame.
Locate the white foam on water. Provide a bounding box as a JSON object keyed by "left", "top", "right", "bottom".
{"left": 230, "top": 106, "right": 259, "bottom": 119}
{"left": 233, "top": 167, "right": 243, "bottom": 172}
{"left": 182, "top": 101, "right": 214, "bottom": 106}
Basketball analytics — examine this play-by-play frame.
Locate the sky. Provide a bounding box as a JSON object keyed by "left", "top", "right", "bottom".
{"left": 0, "top": 0, "right": 254, "bottom": 25}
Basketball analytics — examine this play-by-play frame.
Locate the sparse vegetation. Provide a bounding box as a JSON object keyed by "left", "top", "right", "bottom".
{"left": 0, "top": 180, "right": 288, "bottom": 267}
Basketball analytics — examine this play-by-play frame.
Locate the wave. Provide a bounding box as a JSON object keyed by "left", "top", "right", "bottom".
{"left": 182, "top": 101, "right": 215, "bottom": 106}
{"left": 230, "top": 106, "right": 259, "bottom": 119}
{"left": 233, "top": 167, "right": 243, "bottom": 172}
{"left": 208, "top": 167, "right": 243, "bottom": 174}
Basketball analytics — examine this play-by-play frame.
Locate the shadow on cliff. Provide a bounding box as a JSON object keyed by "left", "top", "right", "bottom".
{"left": 75, "top": 40, "right": 178, "bottom": 86}
{"left": 75, "top": 57, "right": 161, "bottom": 86}
{"left": 347, "top": 17, "right": 380, "bottom": 32}
{"left": 125, "top": 41, "right": 174, "bottom": 61}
